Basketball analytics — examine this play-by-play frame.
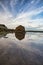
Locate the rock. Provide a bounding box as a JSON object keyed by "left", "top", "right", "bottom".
{"left": 15, "top": 25, "right": 25, "bottom": 40}
{"left": 0, "top": 24, "right": 7, "bottom": 29}
{"left": 0, "top": 24, "right": 8, "bottom": 32}
{"left": 15, "top": 31, "right": 25, "bottom": 40}
{"left": 15, "top": 25, "right": 25, "bottom": 33}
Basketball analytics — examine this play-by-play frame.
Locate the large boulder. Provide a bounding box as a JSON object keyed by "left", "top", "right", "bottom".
{"left": 15, "top": 25, "right": 25, "bottom": 40}
{"left": 15, "top": 31, "right": 25, "bottom": 40}
{"left": 15, "top": 25, "right": 25, "bottom": 33}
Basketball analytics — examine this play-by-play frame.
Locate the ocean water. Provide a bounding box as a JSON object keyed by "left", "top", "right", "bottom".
{"left": 0, "top": 32, "right": 43, "bottom": 65}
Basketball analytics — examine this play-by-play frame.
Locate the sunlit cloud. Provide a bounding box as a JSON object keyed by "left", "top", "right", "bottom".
{"left": 0, "top": 0, "right": 43, "bottom": 30}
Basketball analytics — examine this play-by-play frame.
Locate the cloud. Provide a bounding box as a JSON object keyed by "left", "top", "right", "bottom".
{"left": 0, "top": 2, "right": 7, "bottom": 12}
{"left": 0, "top": 10, "right": 43, "bottom": 30}
{"left": 0, "top": 12, "right": 13, "bottom": 27}
{"left": 10, "top": 0, "right": 16, "bottom": 12}
{"left": 19, "top": 0, "right": 40, "bottom": 13}
{"left": 0, "top": 0, "right": 43, "bottom": 30}
{"left": 16, "top": 6, "right": 43, "bottom": 19}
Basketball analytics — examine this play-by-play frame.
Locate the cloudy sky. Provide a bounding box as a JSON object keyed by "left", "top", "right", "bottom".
{"left": 0, "top": 0, "right": 43, "bottom": 30}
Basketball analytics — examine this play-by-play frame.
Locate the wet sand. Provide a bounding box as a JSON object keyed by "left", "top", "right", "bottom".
{"left": 0, "top": 32, "right": 43, "bottom": 65}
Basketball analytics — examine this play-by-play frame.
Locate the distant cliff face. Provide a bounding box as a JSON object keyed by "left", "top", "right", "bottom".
{"left": 15, "top": 25, "right": 25, "bottom": 33}
{"left": 0, "top": 24, "right": 7, "bottom": 29}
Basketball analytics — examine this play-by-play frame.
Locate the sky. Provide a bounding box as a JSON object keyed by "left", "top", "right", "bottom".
{"left": 0, "top": 0, "right": 43, "bottom": 30}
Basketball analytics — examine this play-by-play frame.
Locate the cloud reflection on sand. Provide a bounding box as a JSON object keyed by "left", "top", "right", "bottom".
{"left": 0, "top": 32, "right": 43, "bottom": 65}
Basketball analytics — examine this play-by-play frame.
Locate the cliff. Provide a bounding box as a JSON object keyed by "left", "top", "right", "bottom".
{"left": 0, "top": 24, "right": 7, "bottom": 29}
